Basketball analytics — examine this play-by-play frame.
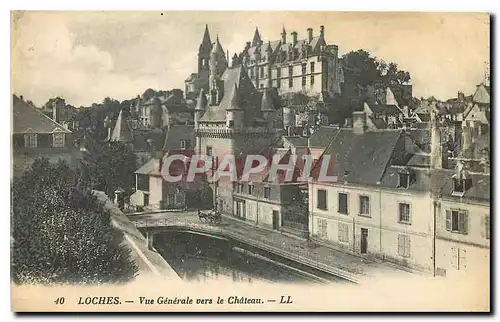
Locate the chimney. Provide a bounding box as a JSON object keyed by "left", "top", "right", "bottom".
{"left": 245, "top": 42, "right": 251, "bottom": 51}
{"left": 291, "top": 31, "right": 298, "bottom": 45}
{"left": 430, "top": 111, "right": 442, "bottom": 169}
{"left": 352, "top": 111, "right": 366, "bottom": 135}
{"left": 320, "top": 25, "right": 325, "bottom": 37}
{"left": 19, "top": 95, "right": 24, "bottom": 101}
{"left": 307, "top": 28, "right": 313, "bottom": 42}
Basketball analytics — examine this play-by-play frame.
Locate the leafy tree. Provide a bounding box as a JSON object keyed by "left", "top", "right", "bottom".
{"left": 86, "top": 140, "right": 137, "bottom": 198}
{"left": 11, "top": 158, "right": 138, "bottom": 285}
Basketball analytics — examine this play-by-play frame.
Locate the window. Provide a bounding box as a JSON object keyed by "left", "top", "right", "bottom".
{"left": 310, "top": 62, "right": 315, "bottom": 73}
{"left": 317, "top": 218, "right": 328, "bottom": 239}
{"left": 227, "top": 120, "right": 234, "bottom": 128}
{"left": 52, "top": 133, "right": 65, "bottom": 148}
{"left": 288, "top": 65, "right": 293, "bottom": 76}
{"left": 338, "top": 223, "right": 349, "bottom": 243}
{"left": 277, "top": 79, "right": 281, "bottom": 89}
{"left": 237, "top": 183, "right": 244, "bottom": 193}
{"left": 359, "top": 195, "right": 370, "bottom": 216}
{"left": 398, "top": 203, "right": 411, "bottom": 224}
{"left": 317, "top": 189, "right": 327, "bottom": 210}
{"left": 248, "top": 184, "right": 254, "bottom": 195}
{"left": 277, "top": 68, "right": 281, "bottom": 78}
{"left": 288, "top": 77, "right": 293, "bottom": 88}
{"left": 24, "top": 133, "right": 37, "bottom": 148}
{"left": 264, "top": 187, "right": 271, "bottom": 199}
{"left": 301, "top": 63, "right": 306, "bottom": 74}
{"left": 311, "top": 75, "right": 315, "bottom": 85}
{"left": 338, "top": 193, "right": 348, "bottom": 215}
{"left": 398, "top": 234, "right": 411, "bottom": 257}
{"left": 206, "top": 146, "right": 212, "bottom": 156}
{"left": 302, "top": 76, "right": 306, "bottom": 87}
{"left": 260, "top": 84, "right": 264, "bottom": 89}
{"left": 180, "top": 139, "right": 188, "bottom": 149}
{"left": 446, "top": 209, "right": 468, "bottom": 234}
{"left": 260, "top": 67, "right": 264, "bottom": 77}
{"left": 485, "top": 215, "right": 490, "bottom": 240}
{"left": 398, "top": 172, "right": 410, "bottom": 188}
{"left": 452, "top": 178, "right": 466, "bottom": 193}
{"left": 210, "top": 91, "right": 217, "bottom": 104}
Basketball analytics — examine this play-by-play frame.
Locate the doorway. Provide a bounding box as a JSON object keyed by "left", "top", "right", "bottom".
{"left": 361, "top": 228, "right": 368, "bottom": 254}
{"left": 272, "top": 211, "right": 280, "bottom": 230}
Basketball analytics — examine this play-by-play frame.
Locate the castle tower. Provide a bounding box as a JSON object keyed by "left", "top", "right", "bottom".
{"left": 225, "top": 84, "right": 244, "bottom": 130}
{"left": 198, "top": 24, "right": 212, "bottom": 75}
{"left": 261, "top": 90, "right": 276, "bottom": 129}
{"left": 209, "top": 35, "right": 228, "bottom": 106}
{"left": 251, "top": 27, "right": 262, "bottom": 47}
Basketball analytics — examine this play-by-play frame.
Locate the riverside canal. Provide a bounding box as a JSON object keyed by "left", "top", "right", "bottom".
{"left": 154, "top": 231, "right": 351, "bottom": 284}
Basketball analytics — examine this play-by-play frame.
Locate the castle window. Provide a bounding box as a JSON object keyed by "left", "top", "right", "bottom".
{"left": 180, "top": 140, "right": 188, "bottom": 150}
{"left": 311, "top": 75, "right": 315, "bottom": 85}
{"left": 301, "top": 63, "right": 306, "bottom": 74}
{"left": 277, "top": 68, "right": 281, "bottom": 78}
{"left": 289, "top": 78, "right": 293, "bottom": 88}
{"left": 288, "top": 65, "right": 293, "bottom": 77}
{"left": 260, "top": 67, "right": 264, "bottom": 78}
{"left": 277, "top": 79, "right": 281, "bottom": 89}
{"left": 310, "top": 62, "right": 315, "bottom": 73}
{"left": 302, "top": 76, "right": 306, "bottom": 87}
{"left": 452, "top": 178, "right": 465, "bottom": 193}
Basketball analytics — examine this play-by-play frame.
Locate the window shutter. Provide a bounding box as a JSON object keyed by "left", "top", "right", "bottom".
{"left": 445, "top": 210, "right": 452, "bottom": 231}
{"left": 407, "top": 236, "right": 411, "bottom": 257}
{"left": 397, "top": 235, "right": 403, "bottom": 255}
{"left": 459, "top": 211, "right": 469, "bottom": 234}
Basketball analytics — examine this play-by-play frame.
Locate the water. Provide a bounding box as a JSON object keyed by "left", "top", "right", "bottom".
{"left": 154, "top": 231, "right": 347, "bottom": 284}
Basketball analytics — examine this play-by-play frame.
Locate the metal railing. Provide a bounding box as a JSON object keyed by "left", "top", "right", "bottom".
{"left": 131, "top": 216, "right": 360, "bottom": 282}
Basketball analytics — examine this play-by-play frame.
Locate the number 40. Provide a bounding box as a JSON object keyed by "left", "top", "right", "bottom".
{"left": 54, "top": 297, "right": 65, "bottom": 305}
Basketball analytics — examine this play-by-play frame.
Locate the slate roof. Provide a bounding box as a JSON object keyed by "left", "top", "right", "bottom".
{"left": 199, "top": 66, "right": 264, "bottom": 123}
{"left": 111, "top": 109, "right": 133, "bottom": 142}
{"left": 162, "top": 125, "right": 196, "bottom": 151}
{"left": 135, "top": 157, "right": 161, "bottom": 176}
{"left": 311, "top": 129, "right": 403, "bottom": 185}
{"left": 282, "top": 136, "right": 308, "bottom": 147}
{"left": 12, "top": 95, "right": 71, "bottom": 134}
{"left": 132, "top": 129, "right": 165, "bottom": 152}
{"left": 308, "top": 126, "right": 341, "bottom": 148}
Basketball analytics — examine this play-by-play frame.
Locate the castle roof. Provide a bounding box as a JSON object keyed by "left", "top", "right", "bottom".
{"left": 199, "top": 65, "right": 264, "bottom": 123}
{"left": 199, "top": 24, "right": 212, "bottom": 53}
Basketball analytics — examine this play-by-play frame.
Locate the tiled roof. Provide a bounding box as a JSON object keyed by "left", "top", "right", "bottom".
{"left": 12, "top": 95, "right": 71, "bottom": 134}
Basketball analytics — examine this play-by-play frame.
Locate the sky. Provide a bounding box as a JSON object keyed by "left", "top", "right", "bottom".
{"left": 11, "top": 11, "right": 490, "bottom": 107}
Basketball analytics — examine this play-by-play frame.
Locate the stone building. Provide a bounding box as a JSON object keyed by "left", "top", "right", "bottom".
{"left": 236, "top": 26, "right": 344, "bottom": 100}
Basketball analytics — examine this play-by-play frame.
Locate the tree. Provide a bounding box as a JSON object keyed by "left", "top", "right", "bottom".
{"left": 87, "top": 140, "right": 137, "bottom": 198}
{"left": 11, "top": 158, "right": 138, "bottom": 285}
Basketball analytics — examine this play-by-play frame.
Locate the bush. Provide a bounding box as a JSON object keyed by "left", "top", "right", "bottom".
{"left": 11, "top": 158, "right": 138, "bottom": 285}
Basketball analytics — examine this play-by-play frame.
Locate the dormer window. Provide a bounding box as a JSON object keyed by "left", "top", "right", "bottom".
{"left": 397, "top": 168, "right": 412, "bottom": 188}
{"left": 180, "top": 140, "right": 188, "bottom": 150}
{"left": 52, "top": 132, "right": 65, "bottom": 148}
{"left": 452, "top": 163, "right": 470, "bottom": 196}
{"left": 24, "top": 133, "right": 37, "bottom": 148}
